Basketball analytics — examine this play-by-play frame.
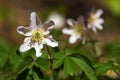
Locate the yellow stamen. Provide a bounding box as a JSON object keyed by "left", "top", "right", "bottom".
{"left": 73, "top": 24, "right": 83, "bottom": 35}
{"left": 32, "top": 28, "right": 44, "bottom": 42}
{"left": 89, "top": 14, "right": 96, "bottom": 23}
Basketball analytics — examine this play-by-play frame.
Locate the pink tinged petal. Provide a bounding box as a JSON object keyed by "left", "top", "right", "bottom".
{"left": 62, "top": 28, "right": 73, "bottom": 35}
{"left": 44, "top": 37, "right": 58, "bottom": 47}
{"left": 19, "top": 37, "right": 32, "bottom": 52}
{"left": 17, "top": 26, "right": 32, "bottom": 36}
{"left": 67, "top": 19, "right": 75, "bottom": 27}
{"left": 69, "top": 35, "right": 78, "bottom": 44}
{"left": 30, "top": 12, "right": 41, "bottom": 29}
{"left": 95, "top": 9, "right": 103, "bottom": 18}
{"left": 34, "top": 43, "right": 43, "bottom": 57}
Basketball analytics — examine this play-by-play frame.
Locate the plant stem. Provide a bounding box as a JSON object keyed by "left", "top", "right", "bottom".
{"left": 46, "top": 46, "right": 56, "bottom": 80}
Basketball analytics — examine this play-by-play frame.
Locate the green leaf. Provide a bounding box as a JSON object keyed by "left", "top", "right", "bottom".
{"left": 53, "top": 57, "right": 64, "bottom": 69}
{"left": 71, "top": 56, "right": 97, "bottom": 80}
{"left": 0, "top": 38, "right": 10, "bottom": 67}
{"left": 65, "top": 48, "right": 75, "bottom": 56}
{"left": 32, "top": 65, "right": 43, "bottom": 79}
{"left": 35, "top": 58, "right": 50, "bottom": 71}
{"left": 63, "top": 57, "right": 81, "bottom": 76}
{"left": 94, "top": 62, "right": 113, "bottom": 75}
{"left": 53, "top": 51, "right": 65, "bottom": 69}
{"left": 16, "top": 68, "right": 29, "bottom": 80}
{"left": 33, "top": 71, "right": 41, "bottom": 80}
{"left": 54, "top": 51, "right": 65, "bottom": 59}
{"left": 16, "top": 56, "right": 33, "bottom": 73}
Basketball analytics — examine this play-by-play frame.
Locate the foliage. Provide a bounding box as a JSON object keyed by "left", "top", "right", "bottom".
{"left": 0, "top": 7, "right": 120, "bottom": 80}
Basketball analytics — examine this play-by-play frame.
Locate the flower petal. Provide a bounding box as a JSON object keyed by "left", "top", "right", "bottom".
{"left": 92, "top": 26, "right": 97, "bottom": 33}
{"left": 48, "top": 12, "right": 65, "bottom": 29}
{"left": 44, "top": 30, "right": 50, "bottom": 35}
{"left": 87, "top": 24, "right": 92, "bottom": 29}
{"left": 17, "top": 26, "right": 31, "bottom": 36}
{"left": 62, "top": 28, "right": 73, "bottom": 35}
{"left": 69, "top": 35, "right": 79, "bottom": 44}
{"left": 67, "top": 19, "right": 75, "bottom": 27}
{"left": 94, "top": 22, "right": 103, "bottom": 30}
{"left": 95, "top": 9, "right": 103, "bottom": 18}
{"left": 96, "top": 18, "right": 104, "bottom": 24}
{"left": 30, "top": 12, "right": 41, "bottom": 29}
{"left": 34, "top": 43, "right": 43, "bottom": 57}
{"left": 43, "top": 36, "right": 58, "bottom": 47}
{"left": 43, "top": 20, "right": 55, "bottom": 30}
{"left": 19, "top": 37, "right": 32, "bottom": 52}
{"left": 77, "top": 16, "right": 84, "bottom": 24}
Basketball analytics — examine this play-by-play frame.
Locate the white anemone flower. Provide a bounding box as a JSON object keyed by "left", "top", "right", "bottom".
{"left": 47, "top": 12, "right": 65, "bottom": 29}
{"left": 17, "top": 12, "right": 58, "bottom": 57}
{"left": 87, "top": 9, "right": 104, "bottom": 33}
{"left": 62, "top": 16, "right": 86, "bottom": 44}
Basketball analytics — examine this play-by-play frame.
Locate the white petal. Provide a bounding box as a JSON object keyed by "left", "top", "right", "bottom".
{"left": 34, "top": 43, "right": 43, "bottom": 57}
{"left": 62, "top": 28, "right": 73, "bottom": 35}
{"left": 43, "top": 20, "right": 55, "bottom": 31}
{"left": 43, "top": 38, "right": 58, "bottom": 47}
{"left": 30, "top": 12, "right": 41, "bottom": 29}
{"left": 44, "top": 30, "right": 50, "bottom": 35}
{"left": 95, "top": 9, "right": 103, "bottom": 18}
{"left": 17, "top": 26, "right": 31, "bottom": 36}
{"left": 94, "top": 22, "right": 103, "bottom": 30}
{"left": 69, "top": 35, "right": 78, "bottom": 44}
{"left": 87, "top": 24, "right": 92, "bottom": 29}
{"left": 92, "top": 26, "right": 97, "bottom": 33}
{"left": 48, "top": 12, "right": 65, "bottom": 29}
{"left": 96, "top": 18, "right": 104, "bottom": 24}
{"left": 19, "top": 37, "right": 32, "bottom": 52}
{"left": 67, "top": 19, "right": 75, "bottom": 27}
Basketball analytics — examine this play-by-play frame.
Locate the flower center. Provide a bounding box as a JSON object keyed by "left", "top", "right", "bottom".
{"left": 74, "top": 24, "right": 83, "bottom": 35}
{"left": 32, "top": 28, "right": 44, "bottom": 42}
{"left": 89, "top": 14, "right": 96, "bottom": 23}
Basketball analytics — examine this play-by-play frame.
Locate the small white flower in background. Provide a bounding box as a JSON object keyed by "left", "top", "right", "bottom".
{"left": 62, "top": 16, "right": 86, "bottom": 44}
{"left": 47, "top": 12, "right": 65, "bottom": 29}
{"left": 87, "top": 9, "right": 104, "bottom": 33}
{"left": 17, "top": 12, "right": 58, "bottom": 57}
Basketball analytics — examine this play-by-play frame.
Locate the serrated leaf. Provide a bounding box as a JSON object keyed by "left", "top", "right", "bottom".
{"left": 71, "top": 56, "right": 97, "bottom": 80}
{"left": 63, "top": 57, "right": 80, "bottom": 76}
{"left": 36, "top": 58, "right": 50, "bottom": 71}
{"left": 53, "top": 57, "right": 64, "bottom": 69}
{"left": 53, "top": 51, "right": 65, "bottom": 69}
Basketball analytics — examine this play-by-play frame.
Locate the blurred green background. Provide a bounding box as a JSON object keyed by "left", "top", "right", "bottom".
{"left": 0, "top": 0, "right": 120, "bottom": 79}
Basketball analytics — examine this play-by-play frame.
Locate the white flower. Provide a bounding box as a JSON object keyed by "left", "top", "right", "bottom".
{"left": 47, "top": 12, "right": 65, "bottom": 29}
{"left": 17, "top": 12, "right": 58, "bottom": 57}
{"left": 62, "top": 16, "right": 86, "bottom": 44}
{"left": 87, "top": 9, "right": 104, "bottom": 33}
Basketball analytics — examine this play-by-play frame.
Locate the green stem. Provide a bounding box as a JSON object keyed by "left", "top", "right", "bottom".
{"left": 46, "top": 46, "right": 53, "bottom": 65}
{"left": 46, "top": 46, "right": 56, "bottom": 80}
